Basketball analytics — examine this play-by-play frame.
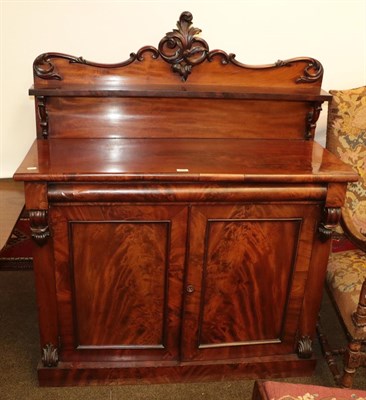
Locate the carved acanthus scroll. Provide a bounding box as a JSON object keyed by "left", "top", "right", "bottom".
{"left": 295, "top": 59, "right": 324, "bottom": 83}
{"left": 158, "top": 11, "right": 209, "bottom": 81}
{"left": 32, "top": 49, "right": 160, "bottom": 80}
{"left": 297, "top": 336, "right": 313, "bottom": 359}
{"left": 29, "top": 210, "right": 50, "bottom": 246}
{"left": 42, "top": 343, "right": 59, "bottom": 367}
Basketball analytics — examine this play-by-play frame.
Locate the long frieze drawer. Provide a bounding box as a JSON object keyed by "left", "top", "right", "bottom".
{"left": 47, "top": 183, "right": 327, "bottom": 203}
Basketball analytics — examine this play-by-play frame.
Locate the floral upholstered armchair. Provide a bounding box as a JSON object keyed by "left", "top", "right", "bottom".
{"left": 318, "top": 86, "right": 366, "bottom": 388}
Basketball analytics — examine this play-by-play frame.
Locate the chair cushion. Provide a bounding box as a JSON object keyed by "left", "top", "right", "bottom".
{"left": 327, "top": 249, "right": 366, "bottom": 339}
{"left": 259, "top": 380, "right": 366, "bottom": 400}
{"left": 326, "top": 86, "right": 366, "bottom": 236}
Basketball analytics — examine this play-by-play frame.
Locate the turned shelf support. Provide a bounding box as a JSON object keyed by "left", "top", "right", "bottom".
{"left": 305, "top": 102, "right": 322, "bottom": 140}
{"left": 36, "top": 96, "right": 49, "bottom": 138}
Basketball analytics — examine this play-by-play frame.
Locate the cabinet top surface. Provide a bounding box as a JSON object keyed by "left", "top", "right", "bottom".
{"left": 14, "top": 138, "right": 357, "bottom": 183}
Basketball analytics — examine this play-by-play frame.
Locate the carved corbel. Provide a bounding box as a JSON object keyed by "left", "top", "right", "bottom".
{"left": 42, "top": 343, "right": 59, "bottom": 367}
{"left": 36, "top": 96, "right": 49, "bottom": 138}
{"left": 297, "top": 335, "right": 313, "bottom": 359}
{"left": 305, "top": 102, "right": 322, "bottom": 140}
{"left": 29, "top": 210, "right": 50, "bottom": 246}
{"left": 318, "top": 207, "right": 341, "bottom": 242}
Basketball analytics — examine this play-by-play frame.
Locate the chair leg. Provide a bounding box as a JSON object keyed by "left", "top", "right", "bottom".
{"left": 316, "top": 321, "right": 343, "bottom": 385}
{"left": 341, "top": 341, "right": 362, "bottom": 388}
{"left": 352, "top": 280, "right": 366, "bottom": 327}
{"left": 341, "top": 279, "right": 366, "bottom": 387}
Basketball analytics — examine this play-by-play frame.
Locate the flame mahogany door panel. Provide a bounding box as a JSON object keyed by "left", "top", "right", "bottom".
{"left": 50, "top": 204, "right": 187, "bottom": 362}
{"left": 182, "top": 203, "right": 321, "bottom": 361}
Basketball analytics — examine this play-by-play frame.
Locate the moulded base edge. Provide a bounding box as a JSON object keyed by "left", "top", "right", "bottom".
{"left": 37, "top": 355, "right": 317, "bottom": 387}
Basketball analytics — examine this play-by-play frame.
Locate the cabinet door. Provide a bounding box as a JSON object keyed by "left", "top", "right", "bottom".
{"left": 50, "top": 204, "right": 187, "bottom": 363}
{"left": 182, "top": 203, "right": 320, "bottom": 361}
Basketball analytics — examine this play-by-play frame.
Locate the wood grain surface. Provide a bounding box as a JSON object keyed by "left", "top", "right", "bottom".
{"left": 182, "top": 203, "right": 320, "bottom": 361}
{"left": 50, "top": 205, "right": 187, "bottom": 362}
{"left": 14, "top": 138, "right": 357, "bottom": 183}
{"left": 41, "top": 97, "right": 313, "bottom": 140}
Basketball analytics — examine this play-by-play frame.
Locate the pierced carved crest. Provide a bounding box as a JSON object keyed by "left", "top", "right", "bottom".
{"left": 158, "top": 11, "right": 209, "bottom": 81}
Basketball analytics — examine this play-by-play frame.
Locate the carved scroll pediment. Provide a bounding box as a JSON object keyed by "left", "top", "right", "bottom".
{"left": 33, "top": 11, "right": 323, "bottom": 83}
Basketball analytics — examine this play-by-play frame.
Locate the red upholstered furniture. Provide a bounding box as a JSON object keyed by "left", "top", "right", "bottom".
{"left": 253, "top": 380, "right": 366, "bottom": 400}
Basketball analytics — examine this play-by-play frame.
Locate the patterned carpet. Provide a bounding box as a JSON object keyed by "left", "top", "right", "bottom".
{"left": 0, "top": 208, "right": 33, "bottom": 270}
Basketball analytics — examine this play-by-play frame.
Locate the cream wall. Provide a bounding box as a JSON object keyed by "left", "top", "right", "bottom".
{"left": 1, "top": 0, "right": 365, "bottom": 178}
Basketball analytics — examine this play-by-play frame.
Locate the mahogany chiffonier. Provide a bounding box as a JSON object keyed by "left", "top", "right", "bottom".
{"left": 14, "top": 12, "right": 358, "bottom": 386}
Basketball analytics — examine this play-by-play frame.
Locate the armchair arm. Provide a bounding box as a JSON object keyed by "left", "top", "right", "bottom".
{"left": 341, "top": 207, "right": 366, "bottom": 252}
